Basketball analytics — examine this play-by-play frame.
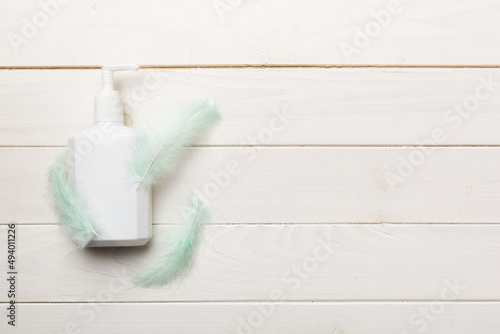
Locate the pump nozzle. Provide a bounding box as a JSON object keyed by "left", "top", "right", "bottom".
{"left": 101, "top": 65, "right": 140, "bottom": 94}
{"left": 94, "top": 64, "right": 140, "bottom": 123}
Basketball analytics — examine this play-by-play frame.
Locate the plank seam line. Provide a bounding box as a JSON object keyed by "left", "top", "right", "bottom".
{"left": 6, "top": 300, "right": 500, "bottom": 304}
{"left": 2, "top": 65, "right": 500, "bottom": 70}
{"left": 3, "top": 223, "right": 500, "bottom": 226}
{"left": 2, "top": 145, "right": 500, "bottom": 148}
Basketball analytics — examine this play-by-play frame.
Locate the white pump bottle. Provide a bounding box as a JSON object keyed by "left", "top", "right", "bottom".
{"left": 68, "top": 65, "right": 152, "bottom": 247}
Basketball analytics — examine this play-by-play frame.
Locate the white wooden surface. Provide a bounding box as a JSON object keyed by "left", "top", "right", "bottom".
{"left": 1, "top": 0, "right": 500, "bottom": 333}
{"left": 1, "top": 0, "right": 500, "bottom": 66}
{"left": 1, "top": 224, "right": 499, "bottom": 301}
{"left": 1, "top": 303, "right": 499, "bottom": 333}
{"left": 1, "top": 69, "right": 500, "bottom": 146}
{"left": 2, "top": 147, "right": 500, "bottom": 224}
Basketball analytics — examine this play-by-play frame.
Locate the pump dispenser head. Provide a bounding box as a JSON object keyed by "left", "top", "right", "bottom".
{"left": 94, "top": 64, "right": 139, "bottom": 123}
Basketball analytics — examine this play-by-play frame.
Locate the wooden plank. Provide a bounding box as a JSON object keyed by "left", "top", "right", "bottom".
{"left": 1, "top": 0, "right": 500, "bottom": 66}
{"left": 1, "top": 302, "right": 499, "bottom": 333}
{"left": 2, "top": 68, "right": 500, "bottom": 146}
{"left": 1, "top": 147, "right": 500, "bottom": 224}
{"left": 0, "top": 224, "right": 499, "bottom": 302}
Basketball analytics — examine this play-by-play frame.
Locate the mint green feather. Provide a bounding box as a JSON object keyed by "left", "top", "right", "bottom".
{"left": 129, "top": 100, "right": 220, "bottom": 188}
{"left": 48, "top": 152, "right": 99, "bottom": 248}
{"left": 135, "top": 194, "right": 209, "bottom": 287}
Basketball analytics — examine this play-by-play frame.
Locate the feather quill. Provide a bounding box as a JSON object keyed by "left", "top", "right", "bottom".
{"left": 135, "top": 194, "right": 209, "bottom": 287}
{"left": 48, "top": 152, "right": 99, "bottom": 248}
{"left": 129, "top": 100, "right": 220, "bottom": 188}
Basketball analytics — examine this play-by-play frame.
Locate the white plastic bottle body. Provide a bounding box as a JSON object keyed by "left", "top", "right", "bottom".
{"left": 68, "top": 122, "right": 152, "bottom": 247}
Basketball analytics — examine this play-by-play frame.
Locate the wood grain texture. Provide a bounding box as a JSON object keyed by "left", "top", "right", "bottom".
{"left": 1, "top": 147, "right": 499, "bottom": 224}
{"left": 0, "top": 224, "right": 498, "bottom": 302}
{"left": 1, "top": 0, "right": 500, "bottom": 66}
{"left": 2, "top": 68, "right": 500, "bottom": 146}
{"left": 2, "top": 0, "right": 499, "bottom": 329}
{"left": 1, "top": 302, "right": 499, "bottom": 333}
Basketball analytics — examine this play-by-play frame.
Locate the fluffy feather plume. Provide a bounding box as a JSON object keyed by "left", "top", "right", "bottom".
{"left": 129, "top": 100, "right": 220, "bottom": 188}
{"left": 135, "top": 194, "right": 209, "bottom": 287}
{"left": 48, "top": 152, "right": 99, "bottom": 248}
